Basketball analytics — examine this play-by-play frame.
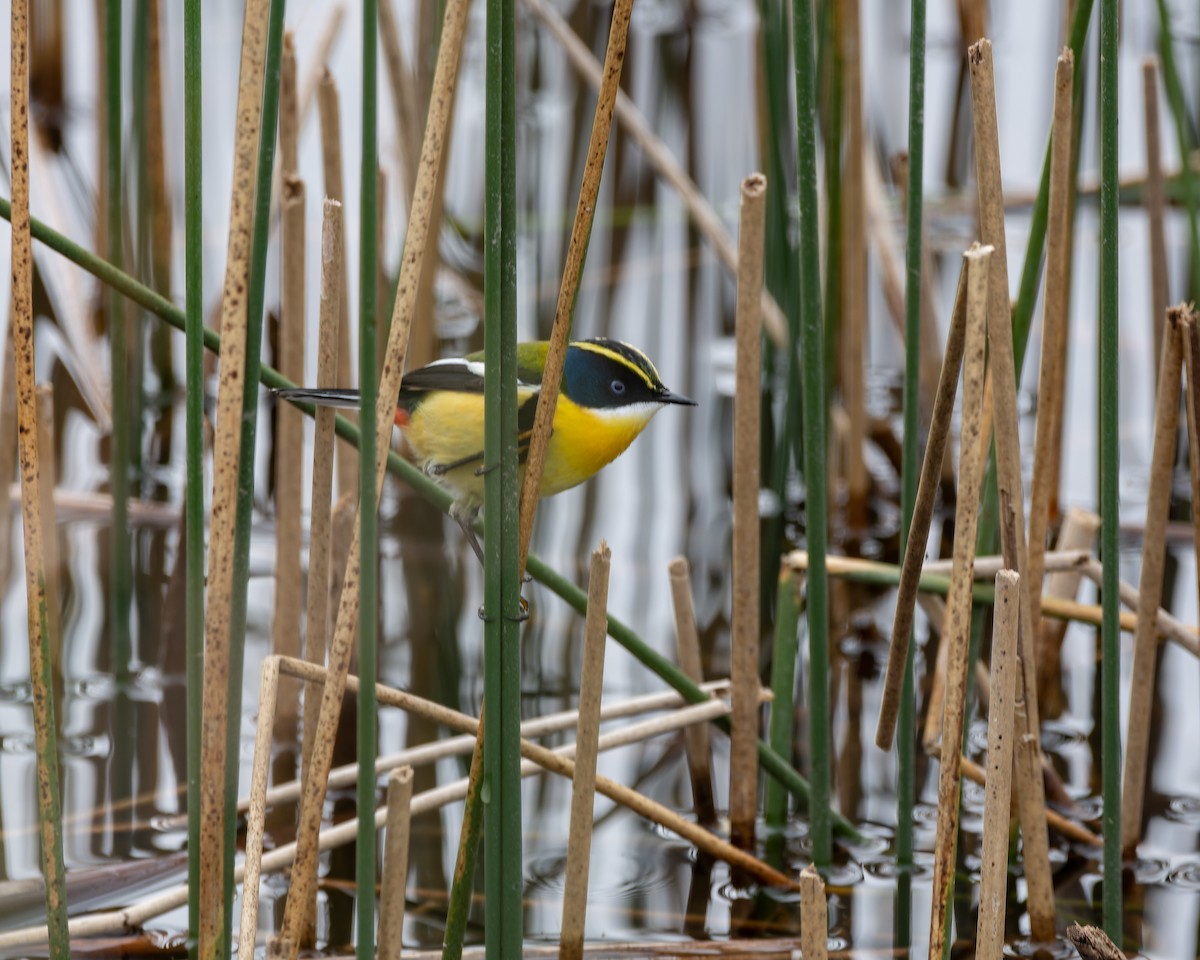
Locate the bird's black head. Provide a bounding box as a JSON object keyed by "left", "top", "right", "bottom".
{"left": 562, "top": 339, "right": 696, "bottom": 410}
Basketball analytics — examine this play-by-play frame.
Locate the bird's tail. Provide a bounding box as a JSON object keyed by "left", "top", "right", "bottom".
{"left": 273, "top": 386, "right": 363, "bottom": 409}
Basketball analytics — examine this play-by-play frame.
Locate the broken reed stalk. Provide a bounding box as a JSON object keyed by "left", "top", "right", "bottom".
{"left": 970, "top": 39, "right": 1055, "bottom": 938}
{"left": 10, "top": 0, "right": 69, "bottom": 949}
{"left": 273, "top": 176, "right": 306, "bottom": 744}
{"left": 925, "top": 242, "right": 990, "bottom": 960}
{"left": 1143, "top": 58, "right": 1169, "bottom": 369}
{"left": 1122, "top": 306, "right": 1185, "bottom": 854}
{"left": 316, "top": 70, "right": 358, "bottom": 501}
{"left": 237, "top": 655, "right": 281, "bottom": 960}
{"left": 668, "top": 558, "right": 716, "bottom": 825}
{"left": 301, "top": 199, "right": 343, "bottom": 784}
{"left": 196, "top": 0, "right": 272, "bottom": 953}
{"left": 559, "top": 543, "right": 612, "bottom": 960}
{"left": 730, "top": 172, "right": 766, "bottom": 849}
{"left": 974, "top": 569, "right": 1020, "bottom": 960}
{"left": 1181, "top": 317, "right": 1200, "bottom": 621}
{"left": 840, "top": 0, "right": 868, "bottom": 528}
{"left": 765, "top": 565, "right": 800, "bottom": 829}
{"left": 515, "top": 0, "right": 634, "bottom": 572}
{"left": 518, "top": 0, "right": 787, "bottom": 346}
{"left": 34, "top": 385, "right": 62, "bottom": 680}
{"left": 279, "top": 0, "right": 469, "bottom": 945}
{"left": 1028, "top": 48, "right": 1075, "bottom": 639}
{"left": 0, "top": 328, "right": 17, "bottom": 609}
{"left": 0, "top": 689, "right": 748, "bottom": 953}
{"left": 1036, "top": 508, "right": 1101, "bottom": 718}
{"left": 377, "top": 766, "right": 414, "bottom": 958}
{"left": 876, "top": 259, "right": 968, "bottom": 750}
{"left": 799, "top": 864, "right": 828, "bottom": 960}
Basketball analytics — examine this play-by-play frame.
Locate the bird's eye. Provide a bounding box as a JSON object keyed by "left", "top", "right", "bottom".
{"left": 610, "top": 379, "right": 626, "bottom": 396}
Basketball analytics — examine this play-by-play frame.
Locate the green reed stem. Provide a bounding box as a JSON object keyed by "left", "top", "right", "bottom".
{"left": 793, "top": 0, "right": 832, "bottom": 867}
{"left": 0, "top": 197, "right": 862, "bottom": 842}
{"left": 765, "top": 566, "right": 800, "bottom": 828}
{"left": 358, "top": 0, "right": 380, "bottom": 955}
{"left": 1099, "top": 0, "right": 1122, "bottom": 942}
{"left": 896, "top": 0, "right": 925, "bottom": 923}
{"left": 106, "top": 0, "right": 132, "bottom": 680}
{"left": 484, "top": 0, "right": 523, "bottom": 942}
{"left": 1154, "top": 0, "right": 1200, "bottom": 300}
{"left": 221, "top": 0, "right": 287, "bottom": 950}
{"left": 183, "top": 0, "right": 203, "bottom": 956}
{"left": 819, "top": 0, "right": 842, "bottom": 413}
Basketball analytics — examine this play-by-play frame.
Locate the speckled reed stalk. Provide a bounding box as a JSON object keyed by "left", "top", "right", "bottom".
{"left": 799, "top": 864, "right": 828, "bottom": 960}
{"left": 730, "top": 173, "right": 766, "bottom": 849}
{"left": 279, "top": 0, "right": 469, "bottom": 945}
{"left": 876, "top": 259, "right": 968, "bottom": 750}
{"left": 10, "top": 0, "right": 69, "bottom": 949}
{"left": 974, "top": 569, "right": 1020, "bottom": 959}
{"left": 559, "top": 542, "right": 612, "bottom": 960}
{"left": 1122, "top": 306, "right": 1185, "bottom": 854}
{"left": 969, "top": 39, "right": 1055, "bottom": 938}
{"left": 926, "top": 243, "right": 990, "bottom": 960}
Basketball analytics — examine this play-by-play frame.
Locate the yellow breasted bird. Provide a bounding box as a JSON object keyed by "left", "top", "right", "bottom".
{"left": 277, "top": 338, "right": 695, "bottom": 553}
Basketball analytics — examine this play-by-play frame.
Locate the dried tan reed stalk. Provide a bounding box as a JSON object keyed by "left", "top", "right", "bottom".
{"left": 0, "top": 326, "right": 17, "bottom": 609}
{"left": 799, "top": 864, "right": 828, "bottom": 960}
{"left": 1181, "top": 316, "right": 1200, "bottom": 625}
{"left": 969, "top": 39, "right": 1055, "bottom": 936}
{"left": 316, "top": 69, "right": 358, "bottom": 500}
{"left": 237, "top": 656, "right": 281, "bottom": 959}
{"left": 517, "top": 0, "right": 635, "bottom": 572}
{"left": 926, "top": 242, "right": 990, "bottom": 960}
{"left": 876, "top": 259, "right": 968, "bottom": 750}
{"left": 519, "top": 0, "right": 787, "bottom": 346}
{"left": 11, "top": 3, "right": 68, "bottom": 939}
{"left": 273, "top": 176, "right": 306, "bottom": 744}
{"left": 301, "top": 199, "right": 343, "bottom": 779}
{"left": 297, "top": 4, "right": 347, "bottom": 122}
{"left": 560, "top": 543, "right": 612, "bottom": 960}
{"left": 280, "top": 32, "right": 298, "bottom": 174}
{"left": 280, "top": 0, "right": 471, "bottom": 943}
{"left": 1029, "top": 48, "right": 1075, "bottom": 640}
{"left": 667, "top": 558, "right": 716, "bottom": 824}
{"left": 1143, "top": 58, "right": 1169, "bottom": 371}
{"left": 377, "top": 766, "right": 414, "bottom": 957}
{"left": 974, "top": 569, "right": 1020, "bottom": 959}
{"left": 841, "top": 0, "right": 868, "bottom": 528}
{"left": 728, "top": 173, "right": 767, "bottom": 846}
{"left": 197, "top": 0, "right": 273, "bottom": 949}
{"left": 1122, "top": 306, "right": 1186, "bottom": 853}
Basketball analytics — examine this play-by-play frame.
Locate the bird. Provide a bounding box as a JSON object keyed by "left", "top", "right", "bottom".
{"left": 276, "top": 337, "right": 695, "bottom": 557}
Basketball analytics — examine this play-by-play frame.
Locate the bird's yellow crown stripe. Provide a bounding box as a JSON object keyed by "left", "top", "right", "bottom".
{"left": 574, "top": 340, "right": 659, "bottom": 390}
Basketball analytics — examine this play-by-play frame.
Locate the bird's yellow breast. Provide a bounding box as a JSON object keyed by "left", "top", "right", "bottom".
{"left": 402, "top": 390, "right": 660, "bottom": 504}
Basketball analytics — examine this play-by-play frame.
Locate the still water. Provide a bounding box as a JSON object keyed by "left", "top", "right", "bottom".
{"left": 2, "top": 0, "right": 1200, "bottom": 956}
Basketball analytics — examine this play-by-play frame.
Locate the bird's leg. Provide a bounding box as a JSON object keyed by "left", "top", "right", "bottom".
{"left": 448, "top": 499, "right": 484, "bottom": 565}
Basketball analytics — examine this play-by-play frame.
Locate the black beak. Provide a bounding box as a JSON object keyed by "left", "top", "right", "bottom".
{"left": 659, "top": 388, "right": 697, "bottom": 407}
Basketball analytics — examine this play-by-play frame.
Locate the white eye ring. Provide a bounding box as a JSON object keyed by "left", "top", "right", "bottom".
{"left": 610, "top": 379, "right": 626, "bottom": 395}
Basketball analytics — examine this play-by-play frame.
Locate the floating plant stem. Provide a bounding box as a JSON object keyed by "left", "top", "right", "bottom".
{"left": 483, "top": 0, "right": 522, "bottom": 938}
{"left": 896, "top": 0, "right": 926, "bottom": 886}
{"left": 792, "top": 0, "right": 832, "bottom": 868}
{"left": 9, "top": 0, "right": 69, "bottom": 951}
{"left": 196, "top": 0, "right": 272, "bottom": 953}
{"left": 182, "top": 0, "right": 203, "bottom": 954}
{"left": 106, "top": 0, "right": 132, "bottom": 679}
{"left": 357, "top": 0, "right": 381, "bottom": 954}
{"left": 1099, "top": 0, "right": 1123, "bottom": 939}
